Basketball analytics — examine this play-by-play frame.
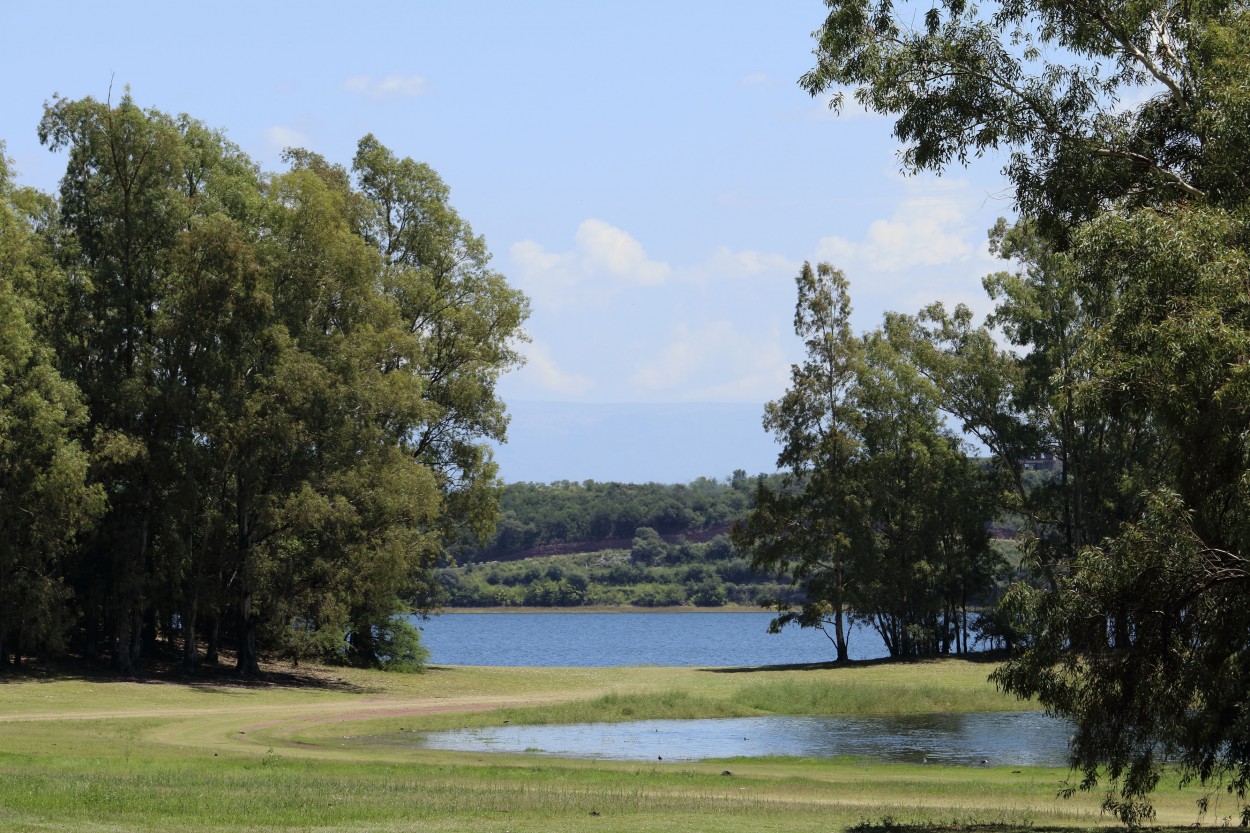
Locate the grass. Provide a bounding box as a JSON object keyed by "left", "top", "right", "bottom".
{"left": 0, "top": 657, "right": 1234, "bottom": 831}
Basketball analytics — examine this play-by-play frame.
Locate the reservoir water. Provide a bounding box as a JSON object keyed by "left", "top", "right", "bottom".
{"left": 387, "top": 712, "right": 1070, "bottom": 766}
{"left": 415, "top": 611, "right": 985, "bottom": 667}
{"left": 406, "top": 612, "right": 1062, "bottom": 767}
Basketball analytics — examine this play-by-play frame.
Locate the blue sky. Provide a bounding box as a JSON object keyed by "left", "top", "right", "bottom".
{"left": 1, "top": 1, "right": 1013, "bottom": 483}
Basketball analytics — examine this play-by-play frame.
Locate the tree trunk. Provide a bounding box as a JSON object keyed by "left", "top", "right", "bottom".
{"left": 205, "top": 615, "right": 220, "bottom": 665}
{"left": 182, "top": 597, "right": 199, "bottom": 672}
{"left": 113, "top": 607, "right": 135, "bottom": 676}
{"left": 235, "top": 590, "right": 261, "bottom": 677}
{"left": 142, "top": 606, "right": 158, "bottom": 658}
{"left": 832, "top": 598, "right": 849, "bottom": 663}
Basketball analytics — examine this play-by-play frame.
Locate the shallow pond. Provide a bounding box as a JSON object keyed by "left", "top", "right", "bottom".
{"left": 383, "top": 711, "right": 1070, "bottom": 766}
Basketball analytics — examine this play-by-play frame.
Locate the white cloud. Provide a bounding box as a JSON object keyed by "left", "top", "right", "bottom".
{"left": 575, "top": 219, "right": 671, "bottom": 285}
{"left": 516, "top": 340, "right": 595, "bottom": 397}
{"left": 631, "top": 321, "right": 790, "bottom": 402}
{"left": 264, "top": 125, "right": 314, "bottom": 152}
{"left": 509, "top": 219, "right": 671, "bottom": 307}
{"left": 815, "top": 196, "right": 974, "bottom": 272}
{"left": 693, "top": 246, "right": 798, "bottom": 283}
{"left": 342, "top": 73, "right": 431, "bottom": 99}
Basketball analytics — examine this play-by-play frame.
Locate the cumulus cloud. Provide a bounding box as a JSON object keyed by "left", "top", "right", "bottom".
{"left": 575, "top": 219, "right": 671, "bottom": 285}
{"left": 510, "top": 219, "right": 671, "bottom": 307}
{"left": 814, "top": 196, "right": 974, "bottom": 272}
{"left": 264, "top": 125, "right": 314, "bottom": 152}
{"left": 342, "top": 73, "right": 431, "bottom": 99}
{"left": 630, "top": 321, "right": 790, "bottom": 402}
{"left": 516, "top": 340, "right": 595, "bottom": 397}
{"left": 691, "top": 246, "right": 798, "bottom": 283}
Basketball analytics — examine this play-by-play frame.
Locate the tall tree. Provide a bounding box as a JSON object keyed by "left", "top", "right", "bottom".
{"left": 801, "top": 0, "right": 1250, "bottom": 818}
{"left": 0, "top": 145, "right": 104, "bottom": 666}
{"left": 852, "top": 331, "right": 999, "bottom": 658}
{"left": 33, "top": 95, "right": 528, "bottom": 676}
{"left": 733, "top": 262, "right": 866, "bottom": 663}
{"left": 39, "top": 93, "right": 195, "bottom": 672}
{"left": 734, "top": 263, "right": 997, "bottom": 661}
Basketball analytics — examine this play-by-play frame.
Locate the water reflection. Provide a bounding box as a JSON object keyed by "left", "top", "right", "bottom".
{"left": 393, "top": 711, "right": 1070, "bottom": 766}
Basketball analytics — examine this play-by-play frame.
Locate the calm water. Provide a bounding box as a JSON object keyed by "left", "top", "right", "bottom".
{"left": 415, "top": 611, "right": 984, "bottom": 667}
{"left": 384, "top": 712, "right": 1070, "bottom": 766}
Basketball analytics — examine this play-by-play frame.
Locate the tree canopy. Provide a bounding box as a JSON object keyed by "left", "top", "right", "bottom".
{"left": 0, "top": 94, "right": 528, "bottom": 676}
{"left": 732, "top": 262, "right": 999, "bottom": 662}
{"left": 803, "top": 0, "right": 1250, "bottom": 821}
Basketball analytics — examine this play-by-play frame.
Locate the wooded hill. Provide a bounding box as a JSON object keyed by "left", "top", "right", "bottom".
{"left": 460, "top": 473, "right": 773, "bottom": 561}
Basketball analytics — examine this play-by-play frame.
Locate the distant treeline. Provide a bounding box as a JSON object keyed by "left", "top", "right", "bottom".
{"left": 440, "top": 528, "right": 801, "bottom": 609}
{"left": 464, "top": 472, "right": 783, "bottom": 561}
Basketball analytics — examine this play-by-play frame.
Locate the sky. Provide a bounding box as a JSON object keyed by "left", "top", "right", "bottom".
{"left": 1, "top": 1, "right": 1015, "bottom": 484}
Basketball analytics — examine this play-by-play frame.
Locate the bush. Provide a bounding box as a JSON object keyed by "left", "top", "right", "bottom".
{"left": 631, "top": 583, "right": 687, "bottom": 607}
{"left": 689, "top": 579, "right": 728, "bottom": 607}
{"left": 373, "top": 617, "right": 430, "bottom": 673}
{"left": 630, "top": 527, "right": 669, "bottom": 565}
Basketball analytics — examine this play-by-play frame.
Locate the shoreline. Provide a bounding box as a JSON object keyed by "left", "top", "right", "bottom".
{"left": 432, "top": 604, "right": 768, "bottom": 615}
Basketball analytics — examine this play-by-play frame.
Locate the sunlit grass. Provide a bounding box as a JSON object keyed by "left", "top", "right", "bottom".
{"left": 0, "top": 658, "right": 1225, "bottom": 831}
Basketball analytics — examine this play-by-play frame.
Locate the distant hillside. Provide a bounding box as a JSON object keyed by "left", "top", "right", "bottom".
{"left": 459, "top": 474, "right": 783, "bottom": 563}
{"left": 481, "top": 523, "right": 733, "bottom": 564}
{"left": 439, "top": 530, "right": 800, "bottom": 609}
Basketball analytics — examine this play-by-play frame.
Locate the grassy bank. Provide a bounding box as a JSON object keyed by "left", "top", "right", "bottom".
{"left": 0, "top": 660, "right": 1228, "bottom": 832}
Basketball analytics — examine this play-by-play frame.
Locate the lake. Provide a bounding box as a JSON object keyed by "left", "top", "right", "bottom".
{"left": 414, "top": 611, "right": 986, "bottom": 667}
{"left": 407, "top": 612, "right": 1059, "bottom": 768}
{"left": 379, "top": 712, "right": 1071, "bottom": 766}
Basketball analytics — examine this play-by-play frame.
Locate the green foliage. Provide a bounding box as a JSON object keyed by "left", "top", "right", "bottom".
{"left": 0, "top": 96, "right": 527, "bottom": 675}
{"left": 437, "top": 534, "right": 787, "bottom": 609}
{"left": 369, "top": 616, "right": 430, "bottom": 673}
{"left": 733, "top": 263, "right": 999, "bottom": 662}
{"left": 630, "top": 527, "right": 668, "bottom": 565}
{"left": 803, "top": 0, "right": 1250, "bottom": 819}
{"left": 469, "top": 475, "right": 762, "bottom": 559}
{"left": 0, "top": 144, "right": 105, "bottom": 664}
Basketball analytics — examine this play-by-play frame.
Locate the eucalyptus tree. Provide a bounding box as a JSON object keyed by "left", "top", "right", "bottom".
{"left": 733, "top": 262, "right": 867, "bottom": 662}
{"left": 0, "top": 146, "right": 103, "bottom": 666}
{"left": 886, "top": 220, "right": 1159, "bottom": 590}
{"left": 39, "top": 94, "right": 209, "bottom": 672}
{"left": 346, "top": 135, "right": 529, "bottom": 662}
{"left": 35, "top": 95, "right": 528, "bottom": 675}
{"left": 802, "top": 0, "right": 1250, "bottom": 818}
{"left": 802, "top": 0, "right": 1246, "bottom": 237}
{"left": 733, "top": 263, "right": 996, "bottom": 660}
{"left": 851, "top": 331, "right": 998, "bottom": 657}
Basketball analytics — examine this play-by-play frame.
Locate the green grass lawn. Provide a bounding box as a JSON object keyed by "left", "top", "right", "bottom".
{"left": 0, "top": 658, "right": 1231, "bottom": 832}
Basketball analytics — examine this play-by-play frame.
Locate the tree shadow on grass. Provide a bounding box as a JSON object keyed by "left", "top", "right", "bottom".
{"left": 0, "top": 653, "right": 454, "bottom": 693}
{"left": 849, "top": 822, "right": 1198, "bottom": 833}
{"left": 701, "top": 649, "right": 1011, "bottom": 674}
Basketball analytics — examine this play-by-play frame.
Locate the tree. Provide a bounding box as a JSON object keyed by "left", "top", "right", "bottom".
{"left": 851, "top": 332, "right": 999, "bottom": 658}
{"left": 802, "top": 0, "right": 1250, "bottom": 819}
{"left": 993, "top": 203, "right": 1250, "bottom": 824}
{"left": 31, "top": 94, "right": 528, "bottom": 676}
{"left": 734, "top": 263, "right": 998, "bottom": 662}
{"left": 733, "top": 262, "right": 866, "bottom": 663}
{"left": 0, "top": 145, "right": 104, "bottom": 666}
{"left": 886, "top": 219, "right": 1157, "bottom": 592}
{"left": 802, "top": 0, "right": 1249, "bottom": 237}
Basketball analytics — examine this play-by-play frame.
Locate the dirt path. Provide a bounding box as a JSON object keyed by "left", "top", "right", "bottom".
{"left": 0, "top": 693, "right": 562, "bottom": 725}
